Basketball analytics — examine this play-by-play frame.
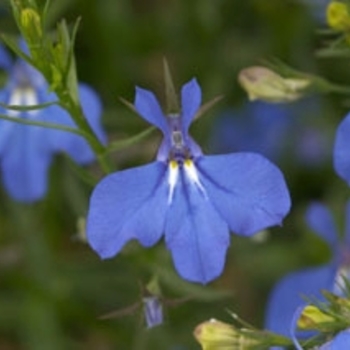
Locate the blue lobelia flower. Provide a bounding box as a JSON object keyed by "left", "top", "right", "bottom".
{"left": 86, "top": 78, "right": 291, "bottom": 284}
{"left": 265, "top": 201, "right": 350, "bottom": 340}
{"left": 0, "top": 43, "right": 106, "bottom": 202}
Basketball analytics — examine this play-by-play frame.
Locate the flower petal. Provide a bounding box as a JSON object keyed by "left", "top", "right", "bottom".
{"left": 181, "top": 78, "right": 201, "bottom": 131}
{"left": 134, "top": 87, "right": 168, "bottom": 133}
{"left": 165, "top": 171, "right": 230, "bottom": 283}
{"left": 265, "top": 264, "right": 337, "bottom": 337}
{"left": 87, "top": 162, "right": 168, "bottom": 259}
{"left": 334, "top": 112, "right": 350, "bottom": 184}
{"left": 1, "top": 124, "right": 51, "bottom": 202}
{"left": 197, "top": 153, "right": 291, "bottom": 235}
{"left": 305, "top": 202, "right": 338, "bottom": 250}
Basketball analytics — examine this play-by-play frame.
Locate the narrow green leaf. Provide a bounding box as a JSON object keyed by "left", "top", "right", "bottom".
{"left": 65, "top": 17, "right": 81, "bottom": 104}
{"left": 42, "top": 0, "right": 52, "bottom": 25}
{"left": 0, "top": 113, "right": 89, "bottom": 138}
{"left": 1, "top": 34, "right": 35, "bottom": 67}
{"left": 0, "top": 100, "right": 59, "bottom": 111}
{"left": 163, "top": 58, "right": 179, "bottom": 114}
{"left": 119, "top": 96, "right": 138, "bottom": 114}
{"left": 194, "top": 95, "right": 223, "bottom": 121}
{"left": 316, "top": 47, "right": 350, "bottom": 58}
{"left": 104, "top": 127, "right": 155, "bottom": 155}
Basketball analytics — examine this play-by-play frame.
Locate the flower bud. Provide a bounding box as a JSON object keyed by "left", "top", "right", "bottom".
{"left": 20, "top": 8, "right": 42, "bottom": 42}
{"left": 297, "top": 305, "right": 336, "bottom": 332}
{"left": 327, "top": 1, "right": 350, "bottom": 31}
{"left": 238, "top": 66, "right": 310, "bottom": 103}
{"left": 194, "top": 319, "right": 258, "bottom": 350}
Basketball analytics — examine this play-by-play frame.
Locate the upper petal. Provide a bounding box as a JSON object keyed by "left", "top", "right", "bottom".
{"left": 334, "top": 111, "right": 350, "bottom": 185}
{"left": 305, "top": 202, "right": 338, "bottom": 251}
{"left": 134, "top": 87, "right": 168, "bottom": 133}
{"left": 265, "top": 263, "right": 337, "bottom": 337}
{"left": 87, "top": 162, "right": 168, "bottom": 258}
{"left": 197, "top": 153, "right": 291, "bottom": 235}
{"left": 180, "top": 78, "right": 201, "bottom": 131}
{"left": 165, "top": 170, "right": 230, "bottom": 284}
{"left": 1, "top": 124, "right": 51, "bottom": 202}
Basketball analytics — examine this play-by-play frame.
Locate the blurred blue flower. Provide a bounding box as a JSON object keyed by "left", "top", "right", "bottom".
{"left": 209, "top": 100, "right": 330, "bottom": 168}
{"left": 333, "top": 112, "right": 350, "bottom": 185}
{"left": 87, "top": 78, "right": 291, "bottom": 283}
{"left": 265, "top": 201, "right": 350, "bottom": 339}
{"left": 0, "top": 42, "right": 106, "bottom": 202}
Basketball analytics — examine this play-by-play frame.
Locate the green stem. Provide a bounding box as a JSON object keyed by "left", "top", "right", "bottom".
{"left": 58, "top": 93, "right": 113, "bottom": 174}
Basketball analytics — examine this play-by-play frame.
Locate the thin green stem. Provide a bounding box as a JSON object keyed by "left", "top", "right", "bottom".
{"left": 58, "top": 93, "right": 113, "bottom": 174}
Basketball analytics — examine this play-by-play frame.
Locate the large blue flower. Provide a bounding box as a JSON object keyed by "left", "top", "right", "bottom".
{"left": 265, "top": 201, "right": 350, "bottom": 339}
{"left": 0, "top": 43, "right": 106, "bottom": 202}
{"left": 87, "top": 78, "right": 291, "bottom": 283}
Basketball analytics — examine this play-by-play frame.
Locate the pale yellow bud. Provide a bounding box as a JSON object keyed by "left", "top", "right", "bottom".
{"left": 194, "top": 319, "right": 258, "bottom": 350}
{"left": 238, "top": 66, "right": 310, "bottom": 103}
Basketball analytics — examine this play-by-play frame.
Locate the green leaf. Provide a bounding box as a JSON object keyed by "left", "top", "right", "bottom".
{"left": 194, "top": 95, "right": 223, "bottom": 121}
{"left": 104, "top": 126, "right": 156, "bottom": 155}
{"left": 316, "top": 47, "right": 350, "bottom": 58}
{"left": 163, "top": 58, "right": 179, "bottom": 114}
{"left": 0, "top": 100, "right": 59, "bottom": 111}
{"left": 1, "top": 34, "right": 35, "bottom": 67}
{"left": 0, "top": 113, "right": 89, "bottom": 138}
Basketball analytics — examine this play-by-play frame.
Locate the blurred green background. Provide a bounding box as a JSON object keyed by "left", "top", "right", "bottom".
{"left": 0, "top": 0, "right": 348, "bottom": 349}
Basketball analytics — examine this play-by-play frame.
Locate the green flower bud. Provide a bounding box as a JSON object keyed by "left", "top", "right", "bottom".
{"left": 20, "top": 8, "right": 42, "bottom": 41}
{"left": 298, "top": 305, "right": 336, "bottom": 332}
